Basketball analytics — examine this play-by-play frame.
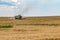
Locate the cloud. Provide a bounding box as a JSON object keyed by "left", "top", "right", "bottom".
{"left": 0, "top": 5, "right": 15, "bottom": 17}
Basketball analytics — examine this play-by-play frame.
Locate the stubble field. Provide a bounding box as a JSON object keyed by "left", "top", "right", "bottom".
{"left": 0, "top": 16, "right": 60, "bottom": 40}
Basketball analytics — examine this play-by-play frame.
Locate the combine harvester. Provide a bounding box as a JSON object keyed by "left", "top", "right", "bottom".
{"left": 15, "top": 15, "right": 22, "bottom": 19}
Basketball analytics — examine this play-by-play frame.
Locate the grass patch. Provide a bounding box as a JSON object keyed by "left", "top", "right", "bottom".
{"left": 0, "top": 25, "right": 13, "bottom": 28}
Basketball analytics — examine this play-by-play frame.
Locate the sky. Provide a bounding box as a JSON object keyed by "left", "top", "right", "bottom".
{"left": 0, "top": 0, "right": 60, "bottom": 17}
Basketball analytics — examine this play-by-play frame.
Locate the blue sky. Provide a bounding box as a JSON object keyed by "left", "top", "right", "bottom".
{"left": 0, "top": 0, "right": 60, "bottom": 17}
{"left": 0, "top": 0, "right": 15, "bottom": 6}
{"left": 0, "top": 1, "right": 15, "bottom": 6}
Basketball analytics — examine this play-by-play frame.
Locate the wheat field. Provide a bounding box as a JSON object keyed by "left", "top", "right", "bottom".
{"left": 0, "top": 16, "right": 60, "bottom": 40}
